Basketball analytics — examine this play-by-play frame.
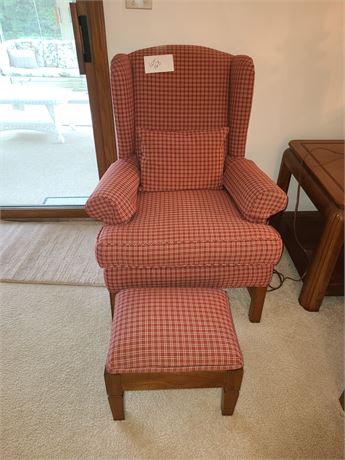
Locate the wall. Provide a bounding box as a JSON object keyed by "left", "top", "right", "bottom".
{"left": 103, "top": 0, "right": 344, "bottom": 210}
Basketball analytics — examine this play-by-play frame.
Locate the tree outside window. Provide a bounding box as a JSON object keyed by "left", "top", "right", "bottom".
{"left": 0, "top": 0, "right": 61, "bottom": 42}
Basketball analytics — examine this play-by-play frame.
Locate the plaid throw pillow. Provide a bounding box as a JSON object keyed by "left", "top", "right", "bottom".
{"left": 138, "top": 127, "right": 229, "bottom": 191}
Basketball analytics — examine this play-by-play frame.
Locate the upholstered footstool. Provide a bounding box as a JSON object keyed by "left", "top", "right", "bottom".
{"left": 104, "top": 288, "right": 243, "bottom": 420}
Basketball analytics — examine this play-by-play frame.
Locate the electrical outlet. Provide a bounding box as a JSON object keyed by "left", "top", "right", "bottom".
{"left": 126, "top": 0, "right": 152, "bottom": 9}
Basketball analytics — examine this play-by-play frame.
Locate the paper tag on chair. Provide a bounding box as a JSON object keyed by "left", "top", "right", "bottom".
{"left": 144, "top": 54, "right": 174, "bottom": 74}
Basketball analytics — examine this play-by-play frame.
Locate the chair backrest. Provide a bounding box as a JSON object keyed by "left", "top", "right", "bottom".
{"left": 110, "top": 45, "right": 254, "bottom": 161}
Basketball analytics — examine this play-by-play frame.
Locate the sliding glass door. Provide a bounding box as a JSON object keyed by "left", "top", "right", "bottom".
{"left": 0, "top": 0, "right": 115, "bottom": 214}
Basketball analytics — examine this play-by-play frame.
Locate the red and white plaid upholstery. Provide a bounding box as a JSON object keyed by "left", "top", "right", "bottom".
{"left": 138, "top": 128, "right": 228, "bottom": 191}
{"left": 106, "top": 288, "right": 243, "bottom": 373}
{"left": 110, "top": 54, "right": 135, "bottom": 159}
{"left": 96, "top": 189, "right": 282, "bottom": 267}
{"left": 223, "top": 158, "right": 288, "bottom": 223}
{"left": 111, "top": 45, "right": 254, "bottom": 160}
{"left": 85, "top": 158, "right": 139, "bottom": 225}
{"left": 130, "top": 46, "right": 231, "bottom": 133}
{"left": 229, "top": 56, "right": 254, "bottom": 158}
{"left": 104, "top": 264, "right": 273, "bottom": 293}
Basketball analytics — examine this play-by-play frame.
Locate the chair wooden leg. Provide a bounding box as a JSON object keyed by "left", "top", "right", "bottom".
{"left": 104, "top": 371, "right": 125, "bottom": 420}
{"left": 340, "top": 391, "right": 344, "bottom": 411}
{"left": 221, "top": 368, "right": 243, "bottom": 415}
{"left": 109, "top": 292, "right": 115, "bottom": 318}
{"left": 247, "top": 286, "right": 267, "bottom": 323}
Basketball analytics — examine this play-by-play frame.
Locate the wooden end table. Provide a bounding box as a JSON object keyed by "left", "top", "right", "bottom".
{"left": 274, "top": 140, "right": 344, "bottom": 311}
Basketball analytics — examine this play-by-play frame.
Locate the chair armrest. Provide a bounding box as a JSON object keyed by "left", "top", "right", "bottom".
{"left": 85, "top": 158, "right": 140, "bottom": 225}
{"left": 223, "top": 157, "right": 288, "bottom": 223}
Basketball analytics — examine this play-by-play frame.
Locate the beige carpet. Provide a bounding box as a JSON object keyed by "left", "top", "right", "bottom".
{"left": 0, "top": 221, "right": 344, "bottom": 459}
{"left": 0, "top": 221, "right": 104, "bottom": 286}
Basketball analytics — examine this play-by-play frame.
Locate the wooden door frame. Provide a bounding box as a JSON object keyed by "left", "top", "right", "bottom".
{"left": 1, "top": 0, "right": 116, "bottom": 220}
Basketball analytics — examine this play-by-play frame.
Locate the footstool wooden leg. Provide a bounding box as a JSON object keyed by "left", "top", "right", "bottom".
{"left": 247, "top": 286, "right": 267, "bottom": 323}
{"left": 104, "top": 371, "right": 125, "bottom": 420}
{"left": 108, "top": 394, "right": 125, "bottom": 421}
{"left": 221, "top": 369, "right": 243, "bottom": 415}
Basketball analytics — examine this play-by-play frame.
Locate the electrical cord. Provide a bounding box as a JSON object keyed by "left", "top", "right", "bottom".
{"left": 268, "top": 268, "right": 303, "bottom": 292}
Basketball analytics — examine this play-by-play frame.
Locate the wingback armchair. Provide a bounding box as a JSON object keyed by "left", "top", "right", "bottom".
{"left": 86, "top": 45, "right": 287, "bottom": 322}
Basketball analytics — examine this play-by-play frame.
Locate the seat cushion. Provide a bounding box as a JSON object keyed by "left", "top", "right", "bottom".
{"left": 106, "top": 288, "right": 243, "bottom": 373}
{"left": 96, "top": 189, "right": 283, "bottom": 269}
{"left": 137, "top": 127, "right": 228, "bottom": 191}
{"left": 104, "top": 265, "right": 274, "bottom": 292}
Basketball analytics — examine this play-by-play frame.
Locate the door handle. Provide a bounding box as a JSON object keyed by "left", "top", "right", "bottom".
{"left": 78, "top": 15, "right": 92, "bottom": 63}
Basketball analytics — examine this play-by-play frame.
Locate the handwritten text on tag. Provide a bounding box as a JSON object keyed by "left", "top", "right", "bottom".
{"left": 144, "top": 54, "right": 174, "bottom": 74}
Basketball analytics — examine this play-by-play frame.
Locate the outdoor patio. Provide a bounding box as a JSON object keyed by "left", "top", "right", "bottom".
{"left": 0, "top": 80, "right": 99, "bottom": 207}
{"left": 0, "top": 2, "right": 101, "bottom": 208}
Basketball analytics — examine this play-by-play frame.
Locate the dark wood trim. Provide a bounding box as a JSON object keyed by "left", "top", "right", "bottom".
{"left": 104, "top": 368, "right": 243, "bottom": 420}
{"left": 76, "top": 0, "right": 117, "bottom": 177}
{"left": 1, "top": 208, "right": 88, "bottom": 219}
{"left": 69, "top": 3, "right": 86, "bottom": 74}
{"left": 121, "top": 371, "right": 230, "bottom": 390}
